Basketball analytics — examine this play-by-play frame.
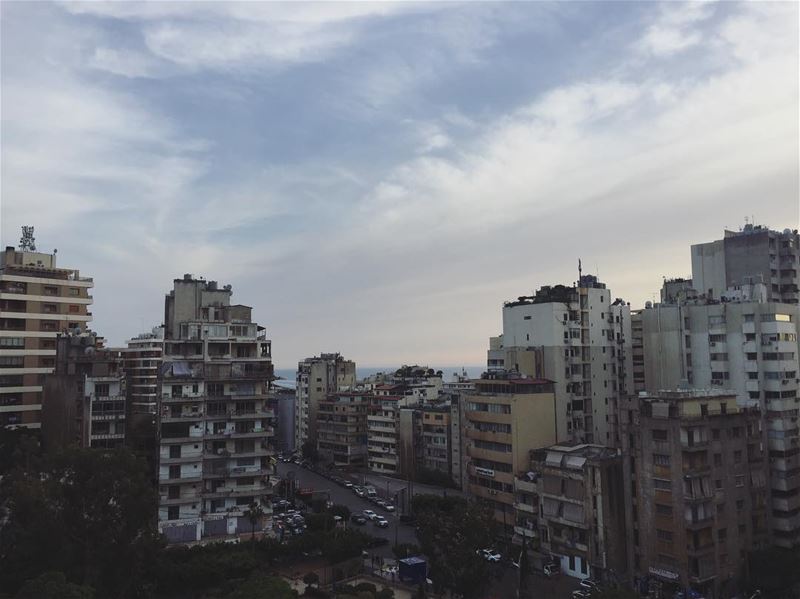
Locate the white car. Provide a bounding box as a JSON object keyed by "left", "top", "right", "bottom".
{"left": 374, "top": 517, "right": 389, "bottom": 528}
{"left": 384, "top": 503, "right": 396, "bottom": 512}
{"left": 363, "top": 509, "right": 377, "bottom": 520}
{"left": 477, "top": 548, "right": 501, "bottom": 562}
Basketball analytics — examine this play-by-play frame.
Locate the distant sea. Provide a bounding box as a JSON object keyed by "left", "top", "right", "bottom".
{"left": 272, "top": 365, "right": 485, "bottom": 389}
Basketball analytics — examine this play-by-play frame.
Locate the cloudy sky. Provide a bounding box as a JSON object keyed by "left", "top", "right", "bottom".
{"left": 1, "top": 2, "right": 797, "bottom": 368}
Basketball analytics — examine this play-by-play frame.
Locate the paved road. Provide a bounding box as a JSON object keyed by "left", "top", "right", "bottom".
{"left": 276, "top": 462, "right": 418, "bottom": 556}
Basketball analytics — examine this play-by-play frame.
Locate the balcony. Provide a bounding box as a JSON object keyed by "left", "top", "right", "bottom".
{"left": 162, "top": 412, "right": 204, "bottom": 423}
{"left": 685, "top": 515, "right": 713, "bottom": 530}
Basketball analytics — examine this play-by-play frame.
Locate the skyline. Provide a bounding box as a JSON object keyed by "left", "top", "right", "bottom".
{"left": 1, "top": 2, "right": 798, "bottom": 368}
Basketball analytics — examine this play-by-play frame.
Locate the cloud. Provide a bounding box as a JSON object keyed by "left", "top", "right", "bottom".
{"left": 636, "top": 2, "right": 715, "bottom": 57}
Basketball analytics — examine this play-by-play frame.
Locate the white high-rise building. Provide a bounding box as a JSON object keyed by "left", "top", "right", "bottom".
{"left": 493, "top": 275, "right": 633, "bottom": 445}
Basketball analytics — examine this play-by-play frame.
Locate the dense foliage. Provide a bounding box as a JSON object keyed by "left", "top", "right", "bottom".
{"left": 411, "top": 494, "right": 497, "bottom": 598}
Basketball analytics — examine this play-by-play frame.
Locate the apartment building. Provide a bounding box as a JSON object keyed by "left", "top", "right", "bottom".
{"left": 419, "top": 405, "right": 451, "bottom": 477}
{"left": 637, "top": 287, "right": 800, "bottom": 547}
{"left": 317, "top": 391, "right": 369, "bottom": 467}
{"left": 621, "top": 391, "right": 769, "bottom": 599}
{"left": 532, "top": 444, "right": 627, "bottom": 583}
{"left": 272, "top": 385, "right": 296, "bottom": 453}
{"left": 158, "top": 275, "right": 275, "bottom": 544}
{"left": 692, "top": 224, "right": 799, "bottom": 305}
{"left": 295, "top": 353, "right": 356, "bottom": 452}
{"left": 463, "top": 372, "right": 557, "bottom": 535}
{"left": 42, "top": 331, "right": 126, "bottom": 449}
{"left": 367, "top": 394, "right": 403, "bottom": 475}
{"left": 0, "top": 240, "right": 93, "bottom": 429}
{"left": 497, "top": 275, "right": 633, "bottom": 446}
{"left": 122, "top": 327, "right": 163, "bottom": 416}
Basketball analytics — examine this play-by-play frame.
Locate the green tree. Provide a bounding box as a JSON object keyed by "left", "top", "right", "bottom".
{"left": 413, "top": 495, "right": 495, "bottom": 598}
{"left": 301, "top": 440, "right": 319, "bottom": 462}
{"left": 14, "top": 571, "right": 94, "bottom": 599}
{"left": 303, "top": 571, "right": 320, "bottom": 587}
{"left": 225, "top": 572, "right": 297, "bottom": 599}
{"left": 244, "top": 501, "right": 265, "bottom": 549}
{"left": 329, "top": 504, "right": 351, "bottom": 521}
{"left": 0, "top": 448, "right": 161, "bottom": 597}
{"left": 392, "top": 543, "right": 421, "bottom": 559}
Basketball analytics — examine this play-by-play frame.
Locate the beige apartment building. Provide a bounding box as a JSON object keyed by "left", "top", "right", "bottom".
{"left": 317, "top": 391, "right": 369, "bottom": 467}
{"left": 295, "top": 353, "right": 356, "bottom": 452}
{"left": 0, "top": 241, "right": 93, "bottom": 429}
{"left": 463, "top": 372, "right": 557, "bottom": 534}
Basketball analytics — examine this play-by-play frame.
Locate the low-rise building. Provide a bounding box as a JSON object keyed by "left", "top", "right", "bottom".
{"left": 532, "top": 444, "right": 627, "bottom": 583}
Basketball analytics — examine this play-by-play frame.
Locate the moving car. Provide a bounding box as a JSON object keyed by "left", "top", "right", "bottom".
{"left": 383, "top": 503, "right": 395, "bottom": 512}
{"left": 363, "top": 510, "right": 377, "bottom": 521}
{"left": 374, "top": 517, "right": 389, "bottom": 528}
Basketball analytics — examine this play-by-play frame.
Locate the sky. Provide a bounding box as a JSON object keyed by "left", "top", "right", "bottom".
{"left": 1, "top": 1, "right": 798, "bottom": 369}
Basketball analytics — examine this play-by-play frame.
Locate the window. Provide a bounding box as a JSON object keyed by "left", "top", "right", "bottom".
{"left": 168, "top": 506, "right": 179, "bottom": 520}
{"left": 0, "top": 338, "right": 24, "bottom": 348}
{"left": 715, "top": 479, "right": 723, "bottom": 490}
{"left": 655, "top": 504, "right": 673, "bottom": 516}
{"left": 718, "top": 528, "right": 727, "bottom": 542}
{"left": 94, "top": 383, "right": 110, "bottom": 397}
{"left": 653, "top": 479, "right": 671, "bottom": 491}
{"left": 43, "top": 286, "right": 59, "bottom": 296}
{"left": 712, "top": 428, "right": 720, "bottom": 440}
{"left": 652, "top": 429, "right": 668, "bottom": 441}
{"left": 744, "top": 314, "right": 755, "bottom": 322}
{"left": 68, "top": 305, "right": 81, "bottom": 314}
{"left": 735, "top": 475, "right": 745, "bottom": 488}
{"left": 653, "top": 453, "right": 671, "bottom": 466}
{"left": 734, "top": 450, "right": 742, "bottom": 464}
{"left": 69, "top": 287, "right": 80, "bottom": 296}
{"left": 42, "top": 303, "right": 58, "bottom": 314}
{"left": 714, "top": 453, "right": 722, "bottom": 467}
{"left": 656, "top": 529, "right": 673, "bottom": 542}
{"left": 736, "top": 499, "right": 744, "bottom": 511}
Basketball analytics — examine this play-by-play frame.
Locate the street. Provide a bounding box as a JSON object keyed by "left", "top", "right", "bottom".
{"left": 275, "top": 462, "right": 419, "bottom": 556}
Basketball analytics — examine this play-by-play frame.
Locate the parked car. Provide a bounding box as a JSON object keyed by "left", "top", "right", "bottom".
{"left": 374, "top": 517, "right": 389, "bottom": 528}
{"left": 355, "top": 488, "right": 367, "bottom": 498}
{"left": 363, "top": 510, "right": 377, "bottom": 521}
{"left": 476, "top": 549, "right": 501, "bottom": 563}
{"left": 383, "top": 503, "right": 395, "bottom": 512}
{"left": 571, "top": 591, "right": 591, "bottom": 599}
{"left": 344, "top": 482, "right": 354, "bottom": 489}
{"left": 579, "top": 579, "right": 600, "bottom": 592}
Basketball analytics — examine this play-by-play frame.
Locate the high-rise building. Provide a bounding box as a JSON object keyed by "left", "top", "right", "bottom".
{"left": 158, "top": 275, "right": 275, "bottom": 544}
{"left": 462, "top": 371, "right": 557, "bottom": 535}
{"left": 122, "top": 327, "right": 163, "bottom": 417}
{"left": 497, "top": 275, "right": 634, "bottom": 445}
{"left": 295, "top": 353, "right": 356, "bottom": 452}
{"left": 0, "top": 239, "right": 93, "bottom": 429}
{"left": 692, "top": 224, "right": 799, "bottom": 305}
{"left": 621, "top": 390, "right": 769, "bottom": 598}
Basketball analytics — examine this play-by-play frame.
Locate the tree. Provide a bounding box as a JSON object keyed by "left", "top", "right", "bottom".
{"left": 14, "top": 571, "right": 94, "bottom": 599}
{"left": 244, "top": 501, "right": 265, "bottom": 548}
{"left": 747, "top": 547, "right": 800, "bottom": 599}
{"left": 225, "top": 572, "right": 297, "bottom": 599}
{"left": 0, "top": 447, "right": 161, "bottom": 597}
{"left": 303, "top": 571, "right": 320, "bottom": 587}
{"left": 392, "top": 543, "right": 421, "bottom": 559}
{"left": 413, "top": 495, "right": 496, "bottom": 598}
{"left": 329, "top": 504, "right": 351, "bottom": 521}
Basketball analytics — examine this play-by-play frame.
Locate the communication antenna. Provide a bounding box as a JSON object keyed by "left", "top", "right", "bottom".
{"left": 19, "top": 226, "right": 36, "bottom": 251}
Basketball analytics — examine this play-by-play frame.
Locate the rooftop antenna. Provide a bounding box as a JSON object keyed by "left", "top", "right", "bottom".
{"left": 19, "top": 226, "right": 36, "bottom": 251}
{"left": 578, "top": 258, "right": 582, "bottom": 285}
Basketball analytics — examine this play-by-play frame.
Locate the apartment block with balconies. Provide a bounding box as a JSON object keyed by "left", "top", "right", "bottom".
{"left": 462, "top": 371, "right": 556, "bottom": 536}
{"left": 621, "top": 390, "right": 769, "bottom": 598}
{"left": 0, "top": 240, "right": 93, "bottom": 429}
{"left": 317, "top": 390, "right": 368, "bottom": 467}
{"left": 532, "top": 444, "right": 627, "bottom": 583}
{"left": 157, "top": 275, "right": 275, "bottom": 544}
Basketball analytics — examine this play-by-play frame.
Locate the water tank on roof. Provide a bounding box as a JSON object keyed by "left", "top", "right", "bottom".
{"left": 645, "top": 301, "right": 652, "bottom": 309}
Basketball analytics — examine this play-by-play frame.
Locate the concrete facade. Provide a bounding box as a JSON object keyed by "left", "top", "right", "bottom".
{"left": 317, "top": 391, "right": 368, "bottom": 467}
{"left": 621, "top": 391, "right": 770, "bottom": 599}
{"left": 498, "top": 276, "right": 634, "bottom": 446}
{"left": 0, "top": 243, "right": 93, "bottom": 429}
{"left": 533, "top": 444, "right": 628, "bottom": 583}
{"left": 157, "top": 275, "right": 275, "bottom": 544}
{"left": 463, "top": 372, "right": 557, "bottom": 535}
{"left": 295, "top": 353, "right": 356, "bottom": 452}
{"left": 692, "top": 225, "right": 799, "bottom": 305}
